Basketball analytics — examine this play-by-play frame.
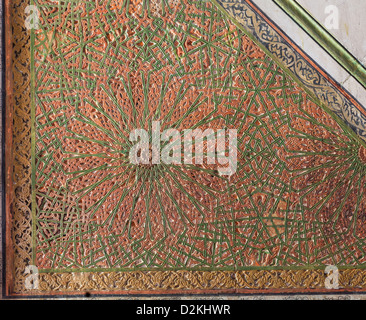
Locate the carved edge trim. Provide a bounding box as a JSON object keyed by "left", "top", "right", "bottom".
{"left": 4, "top": 0, "right": 366, "bottom": 297}
{"left": 4, "top": 0, "right": 15, "bottom": 298}
{"left": 213, "top": 0, "right": 366, "bottom": 144}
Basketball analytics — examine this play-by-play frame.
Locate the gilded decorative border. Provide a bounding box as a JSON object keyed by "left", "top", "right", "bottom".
{"left": 214, "top": 0, "right": 366, "bottom": 142}
{"left": 5, "top": 0, "right": 366, "bottom": 296}
{"left": 9, "top": 269, "right": 366, "bottom": 296}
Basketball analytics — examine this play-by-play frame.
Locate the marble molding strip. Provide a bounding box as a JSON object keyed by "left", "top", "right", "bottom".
{"left": 273, "top": 0, "right": 366, "bottom": 91}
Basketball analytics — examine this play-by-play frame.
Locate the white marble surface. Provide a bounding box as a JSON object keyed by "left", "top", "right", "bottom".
{"left": 252, "top": 0, "right": 366, "bottom": 107}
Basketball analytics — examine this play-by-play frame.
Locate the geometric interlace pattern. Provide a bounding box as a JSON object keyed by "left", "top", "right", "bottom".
{"left": 34, "top": 0, "right": 366, "bottom": 271}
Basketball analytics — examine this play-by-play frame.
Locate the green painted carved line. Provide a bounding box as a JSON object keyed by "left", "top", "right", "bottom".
{"left": 273, "top": 0, "right": 366, "bottom": 90}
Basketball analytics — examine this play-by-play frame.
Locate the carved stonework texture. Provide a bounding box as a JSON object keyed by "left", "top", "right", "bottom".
{"left": 4, "top": 0, "right": 366, "bottom": 297}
